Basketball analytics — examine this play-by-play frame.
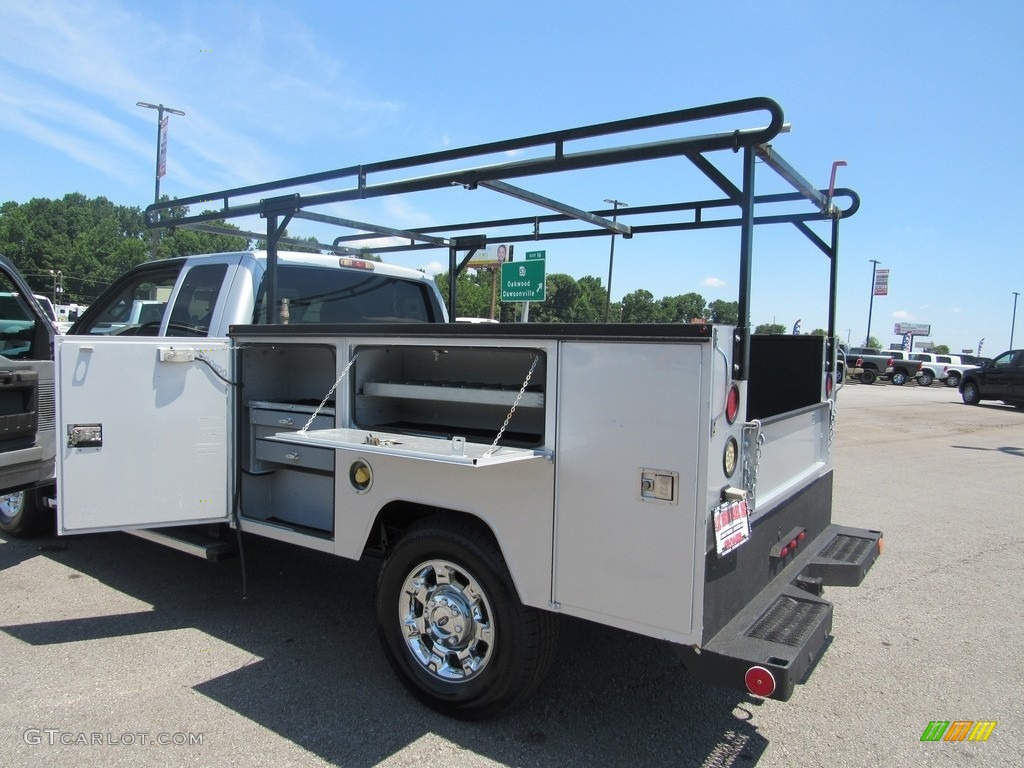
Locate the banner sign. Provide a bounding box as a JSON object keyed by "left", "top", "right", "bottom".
{"left": 873, "top": 268, "right": 889, "bottom": 296}
{"left": 157, "top": 117, "right": 169, "bottom": 179}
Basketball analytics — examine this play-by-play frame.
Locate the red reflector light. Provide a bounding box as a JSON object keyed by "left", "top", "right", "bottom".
{"left": 725, "top": 384, "right": 740, "bottom": 424}
{"left": 745, "top": 666, "right": 776, "bottom": 697}
{"left": 789, "top": 539, "right": 798, "bottom": 549}
{"left": 825, "top": 373, "right": 833, "bottom": 397}
{"left": 338, "top": 257, "right": 375, "bottom": 271}
{"left": 798, "top": 532, "right": 806, "bottom": 541}
{"left": 779, "top": 546, "right": 789, "bottom": 557}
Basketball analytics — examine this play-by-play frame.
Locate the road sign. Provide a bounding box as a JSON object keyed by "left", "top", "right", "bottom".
{"left": 525, "top": 250, "right": 546, "bottom": 261}
{"left": 501, "top": 259, "right": 546, "bottom": 302}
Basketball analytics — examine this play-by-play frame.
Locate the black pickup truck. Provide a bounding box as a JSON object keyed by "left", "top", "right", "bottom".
{"left": 959, "top": 350, "right": 1024, "bottom": 407}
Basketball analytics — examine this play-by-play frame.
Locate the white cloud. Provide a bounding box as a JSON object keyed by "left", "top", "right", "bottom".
{"left": 419, "top": 260, "right": 445, "bottom": 275}
{"left": 0, "top": 0, "right": 402, "bottom": 200}
{"left": 702, "top": 276, "right": 726, "bottom": 288}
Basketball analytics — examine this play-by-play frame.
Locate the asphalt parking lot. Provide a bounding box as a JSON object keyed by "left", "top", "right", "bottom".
{"left": 1, "top": 382, "right": 1021, "bottom": 767}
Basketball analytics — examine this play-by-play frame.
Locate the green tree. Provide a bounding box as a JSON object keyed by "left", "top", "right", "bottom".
{"left": 754, "top": 322, "right": 786, "bottom": 335}
{"left": 433, "top": 268, "right": 492, "bottom": 319}
{"left": 708, "top": 299, "right": 739, "bottom": 325}
{"left": 620, "top": 289, "right": 658, "bottom": 322}
{"left": 931, "top": 344, "right": 951, "bottom": 354}
{"left": 659, "top": 292, "right": 707, "bottom": 323}
{"left": 866, "top": 335, "right": 882, "bottom": 349}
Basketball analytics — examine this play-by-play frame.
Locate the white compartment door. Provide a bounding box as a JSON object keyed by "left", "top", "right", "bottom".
{"left": 56, "top": 336, "right": 231, "bottom": 533}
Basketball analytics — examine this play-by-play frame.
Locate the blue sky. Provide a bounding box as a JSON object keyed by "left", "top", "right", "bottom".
{"left": 1, "top": 1, "right": 1021, "bottom": 353}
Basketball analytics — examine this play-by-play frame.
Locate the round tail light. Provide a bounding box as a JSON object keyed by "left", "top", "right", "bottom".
{"left": 745, "top": 665, "right": 776, "bottom": 697}
{"left": 725, "top": 384, "right": 740, "bottom": 424}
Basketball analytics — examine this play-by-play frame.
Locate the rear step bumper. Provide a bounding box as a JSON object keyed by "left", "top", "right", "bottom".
{"left": 677, "top": 524, "right": 882, "bottom": 701}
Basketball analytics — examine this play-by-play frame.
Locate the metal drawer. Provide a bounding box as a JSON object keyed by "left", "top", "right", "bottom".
{"left": 254, "top": 438, "right": 335, "bottom": 472}
{"left": 250, "top": 408, "right": 334, "bottom": 432}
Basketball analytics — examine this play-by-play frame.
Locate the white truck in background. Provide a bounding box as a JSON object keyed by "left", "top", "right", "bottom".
{"left": 0, "top": 97, "right": 882, "bottom": 719}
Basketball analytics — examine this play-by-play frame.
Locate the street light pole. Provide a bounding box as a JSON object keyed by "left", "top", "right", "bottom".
{"left": 865, "top": 259, "right": 881, "bottom": 346}
{"left": 49, "top": 269, "right": 62, "bottom": 304}
{"left": 603, "top": 198, "right": 627, "bottom": 322}
{"left": 136, "top": 101, "right": 185, "bottom": 258}
{"left": 1012, "top": 291, "right": 1020, "bottom": 349}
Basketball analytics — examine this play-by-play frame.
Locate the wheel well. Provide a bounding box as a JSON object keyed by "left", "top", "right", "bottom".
{"left": 363, "top": 501, "right": 500, "bottom": 560}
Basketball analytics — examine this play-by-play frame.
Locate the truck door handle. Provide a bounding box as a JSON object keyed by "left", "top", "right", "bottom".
{"left": 68, "top": 423, "right": 103, "bottom": 448}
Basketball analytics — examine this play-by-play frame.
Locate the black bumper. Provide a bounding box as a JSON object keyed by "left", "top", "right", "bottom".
{"left": 677, "top": 474, "right": 882, "bottom": 701}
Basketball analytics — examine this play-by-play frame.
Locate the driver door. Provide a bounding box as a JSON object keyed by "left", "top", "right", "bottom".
{"left": 0, "top": 256, "right": 56, "bottom": 496}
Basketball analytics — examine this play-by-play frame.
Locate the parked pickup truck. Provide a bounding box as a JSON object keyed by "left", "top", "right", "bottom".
{"left": 0, "top": 97, "right": 883, "bottom": 718}
{"left": 959, "top": 350, "right": 1024, "bottom": 407}
{"left": 885, "top": 350, "right": 923, "bottom": 386}
{"left": 845, "top": 347, "right": 894, "bottom": 384}
{"left": 940, "top": 356, "right": 992, "bottom": 388}
{"left": 911, "top": 352, "right": 963, "bottom": 387}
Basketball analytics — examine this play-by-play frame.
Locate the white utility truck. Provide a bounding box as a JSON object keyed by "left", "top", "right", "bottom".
{"left": 0, "top": 97, "right": 881, "bottom": 719}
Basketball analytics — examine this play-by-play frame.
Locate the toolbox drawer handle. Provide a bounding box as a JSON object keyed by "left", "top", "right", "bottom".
{"left": 278, "top": 417, "right": 295, "bottom": 426}
{"left": 284, "top": 452, "right": 300, "bottom": 461}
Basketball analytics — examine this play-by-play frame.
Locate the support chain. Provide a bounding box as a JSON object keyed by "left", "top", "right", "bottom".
{"left": 299, "top": 352, "right": 359, "bottom": 433}
{"left": 742, "top": 419, "right": 764, "bottom": 512}
{"left": 483, "top": 355, "right": 539, "bottom": 457}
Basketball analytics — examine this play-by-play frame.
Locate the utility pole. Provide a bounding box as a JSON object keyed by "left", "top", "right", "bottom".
{"left": 136, "top": 101, "right": 185, "bottom": 258}
{"left": 603, "top": 198, "right": 627, "bottom": 322}
{"left": 865, "top": 259, "right": 881, "bottom": 346}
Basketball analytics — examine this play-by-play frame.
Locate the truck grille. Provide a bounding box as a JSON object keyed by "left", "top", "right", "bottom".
{"left": 745, "top": 595, "right": 828, "bottom": 647}
{"left": 819, "top": 534, "right": 873, "bottom": 564}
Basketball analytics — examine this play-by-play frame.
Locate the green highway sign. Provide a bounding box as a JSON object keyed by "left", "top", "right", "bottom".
{"left": 525, "top": 250, "right": 546, "bottom": 261}
{"left": 501, "top": 259, "right": 546, "bottom": 302}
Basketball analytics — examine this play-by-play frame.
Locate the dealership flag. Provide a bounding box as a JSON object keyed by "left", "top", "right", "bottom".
{"left": 873, "top": 268, "right": 889, "bottom": 296}
{"left": 157, "top": 117, "right": 169, "bottom": 179}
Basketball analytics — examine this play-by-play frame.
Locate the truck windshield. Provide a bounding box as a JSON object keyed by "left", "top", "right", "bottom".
{"left": 253, "top": 266, "right": 438, "bottom": 324}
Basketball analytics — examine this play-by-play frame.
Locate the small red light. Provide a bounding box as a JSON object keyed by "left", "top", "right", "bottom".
{"left": 745, "top": 666, "right": 776, "bottom": 697}
{"left": 779, "top": 546, "right": 789, "bottom": 557}
{"left": 790, "top": 539, "right": 798, "bottom": 549}
{"left": 825, "top": 373, "right": 834, "bottom": 397}
{"left": 798, "top": 532, "right": 806, "bottom": 541}
{"left": 725, "top": 384, "right": 740, "bottom": 424}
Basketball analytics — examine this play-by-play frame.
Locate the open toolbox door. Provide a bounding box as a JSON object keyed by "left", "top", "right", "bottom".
{"left": 56, "top": 336, "right": 232, "bottom": 533}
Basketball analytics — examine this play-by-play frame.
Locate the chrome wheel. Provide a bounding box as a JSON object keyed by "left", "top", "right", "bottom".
{"left": 0, "top": 491, "right": 26, "bottom": 525}
{"left": 399, "top": 559, "right": 494, "bottom": 682}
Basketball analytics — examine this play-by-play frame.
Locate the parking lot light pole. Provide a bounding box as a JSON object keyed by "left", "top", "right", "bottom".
{"left": 603, "top": 198, "right": 627, "bottom": 322}
{"left": 136, "top": 101, "right": 185, "bottom": 258}
{"left": 865, "top": 259, "right": 881, "bottom": 346}
{"left": 1012, "top": 291, "right": 1020, "bottom": 349}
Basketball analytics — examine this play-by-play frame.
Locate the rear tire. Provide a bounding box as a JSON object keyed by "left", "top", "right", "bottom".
{"left": 918, "top": 372, "right": 934, "bottom": 387}
{"left": 859, "top": 370, "right": 877, "bottom": 385}
{"left": 0, "top": 489, "right": 52, "bottom": 538}
{"left": 961, "top": 380, "right": 981, "bottom": 405}
{"left": 376, "top": 515, "right": 558, "bottom": 720}
{"left": 945, "top": 372, "right": 961, "bottom": 388}
{"left": 890, "top": 370, "right": 908, "bottom": 386}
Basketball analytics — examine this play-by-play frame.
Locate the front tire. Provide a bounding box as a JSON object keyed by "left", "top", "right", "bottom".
{"left": 961, "top": 380, "right": 981, "bottom": 405}
{"left": 376, "top": 516, "right": 558, "bottom": 720}
{"left": 945, "top": 372, "right": 961, "bottom": 388}
{"left": 918, "top": 372, "right": 934, "bottom": 387}
{"left": 0, "top": 489, "right": 51, "bottom": 537}
{"left": 891, "top": 370, "right": 908, "bottom": 386}
{"left": 859, "top": 369, "right": 877, "bottom": 385}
